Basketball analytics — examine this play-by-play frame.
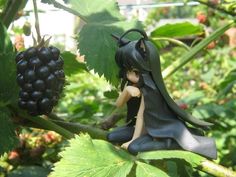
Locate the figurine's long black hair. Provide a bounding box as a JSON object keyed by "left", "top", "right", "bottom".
{"left": 113, "top": 29, "right": 213, "bottom": 129}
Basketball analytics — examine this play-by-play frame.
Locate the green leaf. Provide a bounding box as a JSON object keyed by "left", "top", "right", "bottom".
{"left": 69, "top": 0, "right": 123, "bottom": 22}
{"left": 137, "top": 150, "right": 204, "bottom": 168}
{"left": 165, "top": 161, "right": 179, "bottom": 177}
{"left": 217, "top": 69, "right": 236, "bottom": 97}
{"left": 200, "top": 68, "right": 215, "bottom": 83}
{"left": 69, "top": 0, "right": 142, "bottom": 85}
{"left": 49, "top": 134, "right": 134, "bottom": 177}
{"left": 192, "top": 104, "right": 216, "bottom": 119}
{"left": 181, "top": 91, "right": 205, "bottom": 105}
{"left": 136, "top": 161, "right": 169, "bottom": 177}
{"left": 0, "top": 21, "right": 17, "bottom": 107}
{"left": 61, "top": 51, "right": 87, "bottom": 76}
{"left": 8, "top": 166, "right": 50, "bottom": 177}
{"left": 162, "top": 21, "right": 234, "bottom": 79}
{"left": 104, "top": 89, "right": 119, "bottom": 99}
{"left": 174, "top": 159, "right": 194, "bottom": 177}
{"left": 0, "top": 20, "right": 14, "bottom": 53}
{"left": 0, "top": 108, "right": 18, "bottom": 156}
{"left": 192, "top": 103, "right": 227, "bottom": 119}
{"left": 0, "top": 52, "right": 18, "bottom": 107}
{"left": 151, "top": 22, "right": 204, "bottom": 38}
{"left": 0, "top": 0, "right": 6, "bottom": 9}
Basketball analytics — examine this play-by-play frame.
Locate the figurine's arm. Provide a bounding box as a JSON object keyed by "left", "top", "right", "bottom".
{"left": 121, "top": 96, "right": 145, "bottom": 149}
{"left": 131, "top": 95, "right": 145, "bottom": 139}
{"left": 116, "top": 86, "right": 141, "bottom": 107}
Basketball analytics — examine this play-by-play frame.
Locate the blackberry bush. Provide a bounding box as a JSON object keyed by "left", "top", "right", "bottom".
{"left": 16, "top": 46, "right": 65, "bottom": 116}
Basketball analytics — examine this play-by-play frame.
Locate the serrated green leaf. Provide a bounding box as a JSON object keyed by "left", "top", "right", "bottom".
{"left": 137, "top": 150, "right": 204, "bottom": 168}
{"left": 50, "top": 134, "right": 134, "bottom": 177}
{"left": 0, "top": 52, "right": 18, "bottom": 106}
{"left": 61, "top": 51, "right": 87, "bottom": 76}
{"left": 0, "top": 20, "right": 14, "bottom": 53}
{"left": 136, "top": 161, "right": 169, "bottom": 177}
{"left": 79, "top": 20, "right": 142, "bottom": 85}
{"left": 151, "top": 22, "right": 204, "bottom": 38}
{"left": 0, "top": 108, "right": 18, "bottom": 156}
{"left": 69, "top": 0, "right": 124, "bottom": 22}
{"left": 69, "top": 0, "right": 142, "bottom": 85}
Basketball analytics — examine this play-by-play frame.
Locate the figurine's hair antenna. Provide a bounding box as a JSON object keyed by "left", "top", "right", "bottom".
{"left": 111, "top": 34, "right": 120, "bottom": 41}
{"left": 119, "top": 28, "right": 148, "bottom": 43}
{"left": 111, "top": 33, "right": 130, "bottom": 47}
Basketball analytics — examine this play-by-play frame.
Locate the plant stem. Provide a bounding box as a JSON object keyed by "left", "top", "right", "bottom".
{"left": 15, "top": 112, "right": 107, "bottom": 140}
{"left": 47, "top": 0, "right": 88, "bottom": 23}
{"left": 22, "top": 113, "right": 74, "bottom": 139}
{"left": 162, "top": 21, "right": 234, "bottom": 79}
{"left": 52, "top": 120, "right": 107, "bottom": 140}
{"left": 194, "top": 0, "right": 236, "bottom": 17}
{"left": 33, "top": 0, "right": 41, "bottom": 43}
{"left": 198, "top": 159, "right": 236, "bottom": 177}
{"left": 152, "top": 37, "right": 190, "bottom": 51}
{"left": 0, "top": 0, "right": 24, "bottom": 28}
{"left": 16, "top": 113, "right": 236, "bottom": 176}
{"left": 47, "top": 114, "right": 107, "bottom": 139}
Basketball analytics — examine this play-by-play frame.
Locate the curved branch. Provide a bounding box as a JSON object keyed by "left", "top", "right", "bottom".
{"left": 152, "top": 37, "right": 191, "bottom": 51}
{"left": 14, "top": 112, "right": 236, "bottom": 176}
{"left": 18, "top": 112, "right": 74, "bottom": 139}
{"left": 162, "top": 21, "right": 234, "bottom": 79}
{"left": 194, "top": 0, "right": 236, "bottom": 17}
{"left": 14, "top": 112, "right": 107, "bottom": 140}
{"left": 198, "top": 159, "right": 236, "bottom": 177}
{"left": 98, "top": 113, "right": 123, "bottom": 130}
{"left": 47, "top": 0, "right": 87, "bottom": 23}
{"left": 52, "top": 120, "right": 107, "bottom": 140}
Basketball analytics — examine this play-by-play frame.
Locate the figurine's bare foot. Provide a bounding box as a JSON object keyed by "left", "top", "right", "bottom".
{"left": 121, "top": 140, "right": 133, "bottom": 150}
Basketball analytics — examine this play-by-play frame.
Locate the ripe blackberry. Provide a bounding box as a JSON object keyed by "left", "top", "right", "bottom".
{"left": 16, "top": 46, "right": 65, "bottom": 115}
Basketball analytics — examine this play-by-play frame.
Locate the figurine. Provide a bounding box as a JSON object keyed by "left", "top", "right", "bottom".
{"left": 107, "top": 29, "right": 217, "bottom": 159}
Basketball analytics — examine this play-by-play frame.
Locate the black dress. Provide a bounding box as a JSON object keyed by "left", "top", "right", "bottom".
{"left": 128, "top": 73, "right": 217, "bottom": 159}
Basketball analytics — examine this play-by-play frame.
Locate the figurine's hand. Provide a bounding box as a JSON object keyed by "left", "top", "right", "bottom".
{"left": 121, "top": 140, "right": 133, "bottom": 150}
{"left": 125, "top": 86, "right": 141, "bottom": 97}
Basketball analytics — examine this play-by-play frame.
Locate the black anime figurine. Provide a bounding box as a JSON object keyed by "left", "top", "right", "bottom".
{"left": 107, "top": 29, "right": 217, "bottom": 159}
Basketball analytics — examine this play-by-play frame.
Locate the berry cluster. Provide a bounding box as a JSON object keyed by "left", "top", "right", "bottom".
{"left": 16, "top": 46, "right": 65, "bottom": 115}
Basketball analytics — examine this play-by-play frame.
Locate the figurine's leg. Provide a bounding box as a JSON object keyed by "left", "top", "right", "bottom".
{"left": 107, "top": 126, "right": 134, "bottom": 144}
{"left": 128, "top": 135, "right": 180, "bottom": 155}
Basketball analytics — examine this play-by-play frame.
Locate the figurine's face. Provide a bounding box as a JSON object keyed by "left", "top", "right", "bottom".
{"left": 126, "top": 69, "right": 139, "bottom": 84}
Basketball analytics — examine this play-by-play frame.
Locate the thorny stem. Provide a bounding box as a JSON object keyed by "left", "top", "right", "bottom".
{"left": 20, "top": 112, "right": 74, "bottom": 139}
{"left": 152, "top": 37, "right": 190, "bottom": 51}
{"left": 15, "top": 112, "right": 236, "bottom": 176}
{"left": 198, "top": 160, "right": 236, "bottom": 177}
{"left": 162, "top": 21, "right": 234, "bottom": 79}
{"left": 33, "top": 0, "right": 41, "bottom": 43}
{"left": 48, "top": 0, "right": 88, "bottom": 23}
{"left": 195, "top": 0, "right": 236, "bottom": 17}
